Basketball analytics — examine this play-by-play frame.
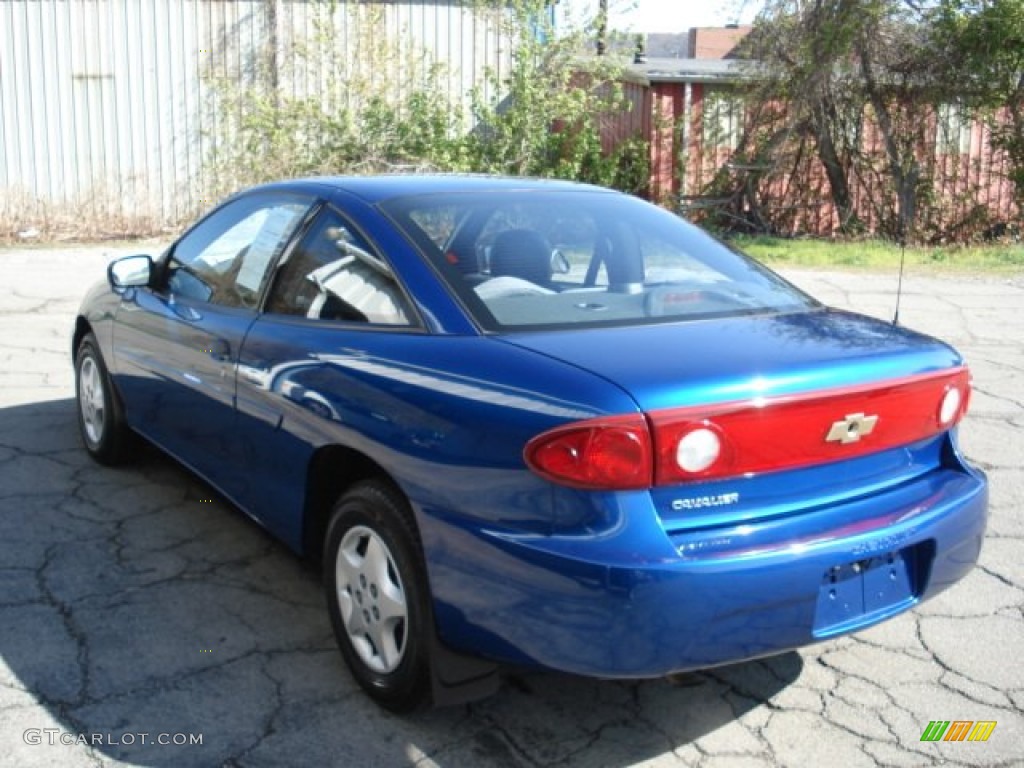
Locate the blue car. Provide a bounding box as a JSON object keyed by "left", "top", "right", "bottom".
{"left": 73, "top": 176, "right": 988, "bottom": 711}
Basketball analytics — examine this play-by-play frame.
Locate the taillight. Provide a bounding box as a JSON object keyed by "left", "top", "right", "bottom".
{"left": 652, "top": 366, "right": 971, "bottom": 485}
{"left": 525, "top": 366, "right": 970, "bottom": 490}
{"left": 524, "top": 414, "right": 652, "bottom": 490}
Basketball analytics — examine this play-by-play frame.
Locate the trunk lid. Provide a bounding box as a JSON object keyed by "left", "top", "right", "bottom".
{"left": 498, "top": 308, "right": 962, "bottom": 411}
{"left": 500, "top": 308, "right": 967, "bottom": 534}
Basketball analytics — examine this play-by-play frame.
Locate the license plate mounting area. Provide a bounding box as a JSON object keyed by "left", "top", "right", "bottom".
{"left": 813, "top": 544, "right": 928, "bottom": 637}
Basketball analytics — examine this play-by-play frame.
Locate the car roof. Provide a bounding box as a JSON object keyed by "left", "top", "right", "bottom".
{"left": 246, "top": 174, "right": 615, "bottom": 204}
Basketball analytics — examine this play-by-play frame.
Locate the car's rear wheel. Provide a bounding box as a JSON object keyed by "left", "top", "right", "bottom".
{"left": 324, "top": 480, "right": 432, "bottom": 712}
{"left": 75, "top": 333, "right": 132, "bottom": 465}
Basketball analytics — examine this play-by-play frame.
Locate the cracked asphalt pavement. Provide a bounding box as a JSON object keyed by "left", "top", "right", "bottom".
{"left": 1, "top": 245, "right": 1021, "bottom": 768}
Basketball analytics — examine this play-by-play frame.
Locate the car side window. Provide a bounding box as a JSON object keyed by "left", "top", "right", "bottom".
{"left": 167, "top": 195, "right": 311, "bottom": 308}
{"left": 265, "top": 208, "right": 413, "bottom": 326}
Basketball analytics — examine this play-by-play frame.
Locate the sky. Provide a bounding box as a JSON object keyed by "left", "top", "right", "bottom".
{"left": 567, "top": 1, "right": 765, "bottom": 33}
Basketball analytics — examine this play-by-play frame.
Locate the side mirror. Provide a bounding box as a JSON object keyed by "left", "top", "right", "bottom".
{"left": 108, "top": 254, "right": 153, "bottom": 292}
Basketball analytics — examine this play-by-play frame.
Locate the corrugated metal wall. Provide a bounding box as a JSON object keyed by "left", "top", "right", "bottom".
{"left": 0, "top": 0, "right": 510, "bottom": 232}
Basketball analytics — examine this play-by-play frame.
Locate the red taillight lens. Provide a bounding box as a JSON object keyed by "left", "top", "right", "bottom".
{"left": 652, "top": 366, "right": 971, "bottom": 485}
{"left": 524, "top": 414, "right": 652, "bottom": 490}
{"left": 526, "top": 367, "right": 970, "bottom": 490}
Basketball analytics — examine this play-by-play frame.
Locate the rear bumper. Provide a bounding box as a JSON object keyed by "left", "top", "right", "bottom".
{"left": 427, "top": 465, "right": 987, "bottom": 678}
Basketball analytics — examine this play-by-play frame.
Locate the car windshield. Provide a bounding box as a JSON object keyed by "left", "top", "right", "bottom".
{"left": 381, "top": 189, "right": 814, "bottom": 331}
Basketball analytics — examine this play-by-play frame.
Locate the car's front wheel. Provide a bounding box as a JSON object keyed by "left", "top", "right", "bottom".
{"left": 324, "top": 480, "right": 432, "bottom": 712}
{"left": 75, "top": 332, "right": 132, "bottom": 465}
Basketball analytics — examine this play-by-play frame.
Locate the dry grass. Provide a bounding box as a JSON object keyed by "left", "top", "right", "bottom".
{"left": 0, "top": 183, "right": 188, "bottom": 245}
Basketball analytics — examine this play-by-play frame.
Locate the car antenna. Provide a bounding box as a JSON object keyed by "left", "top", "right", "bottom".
{"left": 893, "top": 233, "right": 907, "bottom": 326}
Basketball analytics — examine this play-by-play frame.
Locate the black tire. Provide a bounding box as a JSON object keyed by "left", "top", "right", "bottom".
{"left": 75, "top": 333, "right": 133, "bottom": 465}
{"left": 324, "top": 480, "right": 432, "bottom": 712}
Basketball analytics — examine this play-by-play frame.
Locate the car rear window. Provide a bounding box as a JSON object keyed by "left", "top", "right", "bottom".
{"left": 381, "top": 189, "right": 814, "bottom": 331}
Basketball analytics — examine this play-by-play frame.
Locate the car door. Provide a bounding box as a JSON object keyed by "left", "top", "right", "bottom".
{"left": 111, "top": 191, "right": 315, "bottom": 488}
{"left": 231, "top": 204, "right": 423, "bottom": 546}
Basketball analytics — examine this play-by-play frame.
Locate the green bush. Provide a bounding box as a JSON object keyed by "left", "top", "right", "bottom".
{"left": 203, "top": 0, "right": 648, "bottom": 203}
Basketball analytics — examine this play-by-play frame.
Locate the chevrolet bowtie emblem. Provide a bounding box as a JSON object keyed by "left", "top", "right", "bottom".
{"left": 826, "top": 412, "right": 879, "bottom": 444}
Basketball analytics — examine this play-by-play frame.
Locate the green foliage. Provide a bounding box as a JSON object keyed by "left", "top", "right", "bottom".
{"left": 931, "top": 0, "right": 1024, "bottom": 206}
{"left": 203, "top": 3, "right": 468, "bottom": 195}
{"left": 735, "top": 0, "right": 1022, "bottom": 243}
{"left": 203, "top": 0, "right": 648, "bottom": 201}
{"left": 460, "top": 1, "right": 648, "bottom": 192}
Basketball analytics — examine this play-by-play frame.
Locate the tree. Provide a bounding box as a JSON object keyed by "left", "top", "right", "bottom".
{"left": 744, "top": 0, "right": 976, "bottom": 241}
{"left": 465, "top": 0, "right": 648, "bottom": 193}
{"left": 853, "top": 1, "right": 937, "bottom": 243}
{"left": 743, "top": 0, "right": 869, "bottom": 233}
{"left": 931, "top": 0, "right": 1024, "bottom": 209}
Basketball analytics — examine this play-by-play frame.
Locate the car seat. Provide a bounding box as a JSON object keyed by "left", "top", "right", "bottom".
{"left": 489, "top": 229, "right": 554, "bottom": 287}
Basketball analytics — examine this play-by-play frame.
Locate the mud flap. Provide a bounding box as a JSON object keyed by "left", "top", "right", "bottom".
{"left": 429, "top": 633, "right": 500, "bottom": 707}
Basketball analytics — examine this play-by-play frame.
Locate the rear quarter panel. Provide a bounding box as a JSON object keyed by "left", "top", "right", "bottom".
{"left": 233, "top": 321, "right": 645, "bottom": 547}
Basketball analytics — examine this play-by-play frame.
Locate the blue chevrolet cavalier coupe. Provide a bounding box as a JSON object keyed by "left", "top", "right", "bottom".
{"left": 73, "top": 176, "right": 988, "bottom": 711}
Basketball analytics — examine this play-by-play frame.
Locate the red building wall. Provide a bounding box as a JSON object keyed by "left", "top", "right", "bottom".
{"left": 609, "top": 78, "right": 1020, "bottom": 237}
